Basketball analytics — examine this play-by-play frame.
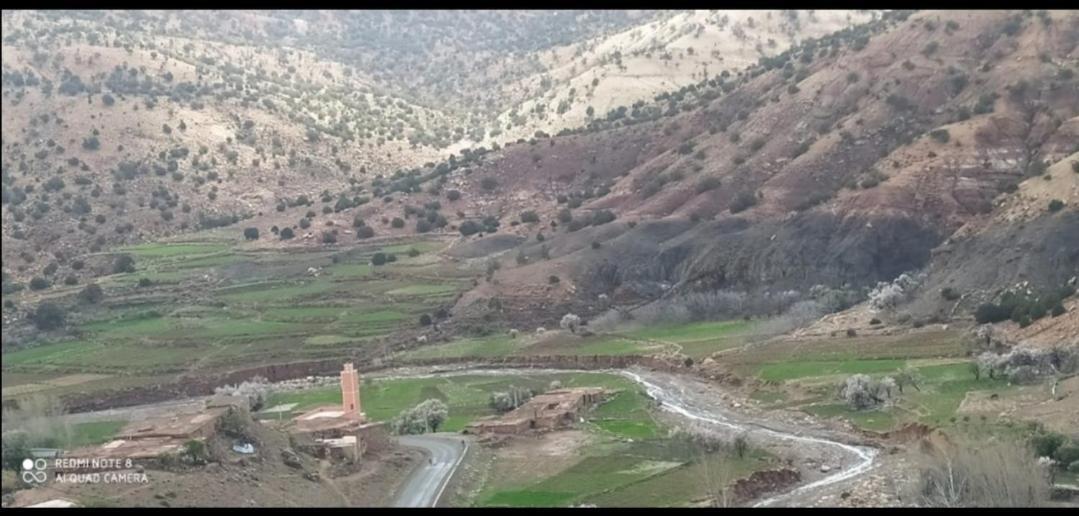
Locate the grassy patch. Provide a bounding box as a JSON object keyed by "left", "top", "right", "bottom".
{"left": 758, "top": 359, "right": 906, "bottom": 382}
{"left": 385, "top": 284, "right": 459, "bottom": 296}
{"left": 67, "top": 420, "right": 125, "bottom": 448}
{"left": 803, "top": 403, "right": 897, "bottom": 432}
{"left": 398, "top": 335, "right": 524, "bottom": 360}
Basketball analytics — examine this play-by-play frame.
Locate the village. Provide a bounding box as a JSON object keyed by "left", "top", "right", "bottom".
{"left": 10, "top": 362, "right": 617, "bottom": 508}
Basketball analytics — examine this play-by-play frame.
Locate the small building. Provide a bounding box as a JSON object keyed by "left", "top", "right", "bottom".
{"left": 288, "top": 363, "right": 380, "bottom": 463}
{"left": 464, "top": 387, "right": 608, "bottom": 435}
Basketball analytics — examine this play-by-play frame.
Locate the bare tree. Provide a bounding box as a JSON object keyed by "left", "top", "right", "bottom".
{"left": 907, "top": 439, "right": 1051, "bottom": 507}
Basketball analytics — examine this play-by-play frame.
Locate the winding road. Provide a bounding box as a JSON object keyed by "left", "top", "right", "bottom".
{"left": 58, "top": 364, "right": 878, "bottom": 507}
{"left": 393, "top": 434, "right": 469, "bottom": 507}
{"left": 379, "top": 365, "right": 878, "bottom": 508}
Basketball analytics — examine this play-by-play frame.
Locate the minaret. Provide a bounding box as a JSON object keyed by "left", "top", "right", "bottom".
{"left": 341, "top": 362, "right": 361, "bottom": 420}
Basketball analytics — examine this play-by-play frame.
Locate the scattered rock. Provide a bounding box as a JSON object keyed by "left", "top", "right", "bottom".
{"left": 281, "top": 449, "right": 302, "bottom": 469}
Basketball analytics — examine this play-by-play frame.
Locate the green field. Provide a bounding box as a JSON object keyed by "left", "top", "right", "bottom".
{"left": 66, "top": 420, "right": 125, "bottom": 448}
{"left": 2, "top": 235, "right": 472, "bottom": 399}
{"left": 477, "top": 438, "right": 774, "bottom": 507}
{"left": 263, "top": 371, "right": 656, "bottom": 435}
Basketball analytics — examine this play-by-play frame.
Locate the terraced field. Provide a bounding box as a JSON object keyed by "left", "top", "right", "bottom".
{"left": 2, "top": 234, "right": 473, "bottom": 401}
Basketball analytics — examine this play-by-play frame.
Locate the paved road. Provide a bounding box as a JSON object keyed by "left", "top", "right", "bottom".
{"left": 393, "top": 434, "right": 468, "bottom": 508}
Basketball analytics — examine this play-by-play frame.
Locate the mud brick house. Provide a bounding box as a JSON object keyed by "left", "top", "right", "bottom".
{"left": 464, "top": 387, "right": 608, "bottom": 435}
{"left": 288, "top": 362, "right": 386, "bottom": 462}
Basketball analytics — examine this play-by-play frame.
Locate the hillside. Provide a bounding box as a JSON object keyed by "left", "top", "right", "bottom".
{"left": 434, "top": 9, "right": 1079, "bottom": 325}
{"left": 1, "top": 10, "right": 885, "bottom": 286}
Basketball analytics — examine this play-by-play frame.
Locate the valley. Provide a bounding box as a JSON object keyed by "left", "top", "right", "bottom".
{"left": 2, "top": 8, "right": 1078, "bottom": 509}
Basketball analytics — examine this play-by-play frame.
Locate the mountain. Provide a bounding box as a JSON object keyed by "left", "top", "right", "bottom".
{"left": 1, "top": 10, "right": 878, "bottom": 285}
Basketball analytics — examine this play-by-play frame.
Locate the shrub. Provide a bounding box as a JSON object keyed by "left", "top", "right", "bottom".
{"left": 1031, "top": 433, "right": 1066, "bottom": 458}
{"left": 729, "top": 191, "right": 758, "bottom": 213}
{"left": 696, "top": 176, "right": 721, "bottom": 193}
{"left": 975, "top": 303, "right": 1010, "bottom": 324}
{"left": 243, "top": 227, "right": 259, "bottom": 240}
{"left": 28, "top": 276, "right": 50, "bottom": 291}
{"left": 941, "top": 287, "right": 961, "bottom": 301}
{"left": 418, "top": 314, "right": 432, "bottom": 326}
{"left": 30, "top": 302, "right": 66, "bottom": 330}
{"left": 480, "top": 177, "right": 498, "bottom": 191}
{"left": 137, "top": 277, "right": 152, "bottom": 287}
{"left": 356, "top": 226, "right": 375, "bottom": 239}
{"left": 1054, "top": 445, "right": 1079, "bottom": 465}
{"left": 557, "top": 208, "right": 573, "bottom": 224}
{"left": 407, "top": 248, "right": 421, "bottom": 258}
{"left": 79, "top": 283, "right": 104, "bottom": 304}
{"left": 279, "top": 227, "right": 295, "bottom": 240}
{"left": 299, "top": 218, "right": 311, "bottom": 229}
{"left": 1048, "top": 199, "right": 1064, "bottom": 212}
{"left": 371, "top": 252, "right": 388, "bottom": 266}
{"left": 520, "top": 210, "right": 540, "bottom": 223}
{"left": 391, "top": 217, "right": 405, "bottom": 228}
{"left": 591, "top": 209, "right": 616, "bottom": 226}
{"left": 459, "top": 220, "right": 482, "bottom": 236}
{"left": 321, "top": 231, "right": 338, "bottom": 244}
{"left": 446, "top": 190, "right": 462, "bottom": 201}
{"left": 929, "top": 129, "right": 950, "bottom": 143}
{"left": 548, "top": 275, "right": 560, "bottom": 285}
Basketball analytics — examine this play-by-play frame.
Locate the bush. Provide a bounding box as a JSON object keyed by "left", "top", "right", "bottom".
{"left": 446, "top": 190, "right": 461, "bottom": 201}
{"left": 356, "top": 226, "right": 375, "bottom": 239}
{"left": 548, "top": 275, "right": 560, "bottom": 284}
{"left": 30, "top": 302, "right": 66, "bottom": 330}
{"left": 407, "top": 248, "right": 421, "bottom": 258}
{"left": 459, "top": 220, "right": 482, "bottom": 236}
{"left": 29, "top": 276, "right": 50, "bottom": 290}
{"left": 1031, "top": 433, "right": 1066, "bottom": 458}
{"left": 1048, "top": 199, "right": 1065, "bottom": 212}
{"left": 279, "top": 227, "right": 295, "bottom": 240}
{"left": 591, "top": 209, "right": 616, "bottom": 226}
{"left": 520, "top": 210, "right": 540, "bottom": 223}
{"left": 418, "top": 314, "right": 432, "bottom": 326}
{"left": 391, "top": 217, "right": 405, "bottom": 228}
{"left": 696, "top": 176, "right": 721, "bottom": 193}
{"left": 1054, "top": 445, "right": 1079, "bottom": 465}
{"left": 371, "top": 252, "right": 388, "bottom": 266}
{"left": 321, "top": 231, "right": 338, "bottom": 244}
{"left": 975, "top": 303, "right": 1011, "bottom": 324}
{"left": 243, "top": 227, "right": 259, "bottom": 240}
{"left": 929, "top": 129, "right": 950, "bottom": 143}
{"left": 480, "top": 177, "right": 498, "bottom": 191}
{"left": 79, "top": 283, "right": 104, "bottom": 304}
{"left": 729, "top": 191, "right": 758, "bottom": 213}
{"left": 113, "top": 254, "right": 136, "bottom": 274}
{"left": 941, "top": 287, "right": 961, "bottom": 301}
{"left": 299, "top": 218, "right": 311, "bottom": 229}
